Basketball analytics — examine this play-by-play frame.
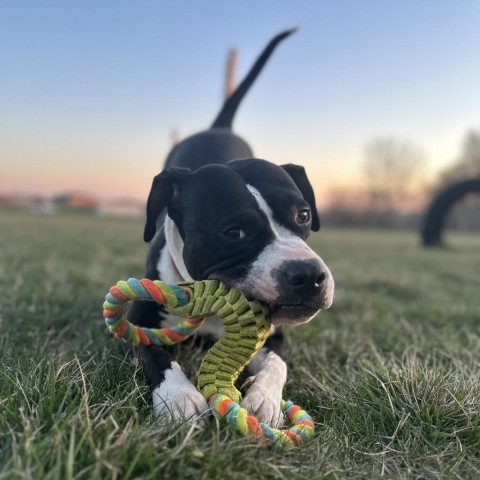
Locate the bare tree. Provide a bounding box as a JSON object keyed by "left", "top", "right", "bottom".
{"left": 362, "top": 137, "right": 425, "bottom": 211}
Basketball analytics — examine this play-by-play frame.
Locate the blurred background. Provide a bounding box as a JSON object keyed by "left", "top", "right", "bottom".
{"left": 1, "top": 0, "right": 479, "bottom": 232}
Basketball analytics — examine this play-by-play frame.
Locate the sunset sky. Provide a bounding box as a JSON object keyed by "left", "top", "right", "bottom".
{"left": 2, "top": 1, "right": 480, "bottom": 206}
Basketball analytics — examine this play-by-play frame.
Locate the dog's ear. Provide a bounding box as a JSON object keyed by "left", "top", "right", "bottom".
{"left": 281, "top": 164, "right": 320, "bottom": 231}
{"left": 144, "top": 168, "right": 191, "bottom": 242}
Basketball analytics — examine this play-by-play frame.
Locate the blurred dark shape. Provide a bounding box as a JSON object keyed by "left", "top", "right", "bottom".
{"left": 421, "top": 129, "right": 480, "bottom": 246}
{"left": 421, "top": 178, "right": 480, "bottom": 246}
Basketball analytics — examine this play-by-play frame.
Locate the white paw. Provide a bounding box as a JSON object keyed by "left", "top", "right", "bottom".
{"left": 241, "top": 377, "right": 284, "bottom": 427}
{"left": 153, "top": 362, "right": 210, "bottom": 424}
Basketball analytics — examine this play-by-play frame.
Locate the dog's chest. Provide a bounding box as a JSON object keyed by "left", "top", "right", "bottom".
{"left": 156, "top": 242, "right": 224, "bottom": 339}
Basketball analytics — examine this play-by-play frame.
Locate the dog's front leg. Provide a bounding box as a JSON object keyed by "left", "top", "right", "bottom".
{"left": 241, "top": 331, "right": 287, "bottom": 427}
{"left": 152, "top": 360, "right": 210, "bottom": 424}
{"left": 127, "top": 301, "right": 210, "bottom": 424}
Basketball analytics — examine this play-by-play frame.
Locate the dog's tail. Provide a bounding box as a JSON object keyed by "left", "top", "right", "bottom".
{"left": 210, "top": 28, "right": 297, "bottom": 130}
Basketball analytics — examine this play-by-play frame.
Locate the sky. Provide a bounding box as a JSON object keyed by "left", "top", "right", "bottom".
{"left": 1, "top": 1, "right": 480, "bottom": 205}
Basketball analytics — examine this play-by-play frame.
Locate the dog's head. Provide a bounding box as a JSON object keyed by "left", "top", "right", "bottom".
{"left": 144, "top": 158, "right": 334, "bottom": 325}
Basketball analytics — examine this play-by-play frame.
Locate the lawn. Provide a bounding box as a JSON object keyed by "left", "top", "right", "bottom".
{"left": 0, "top": 209, "right": 479, "bottom": 479}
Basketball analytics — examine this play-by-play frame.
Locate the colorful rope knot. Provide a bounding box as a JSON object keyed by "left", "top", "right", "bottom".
{"left": 103, "top": 278, "right": 315, "bottom": 448}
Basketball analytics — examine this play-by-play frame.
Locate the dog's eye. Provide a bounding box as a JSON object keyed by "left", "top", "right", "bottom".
{"left": 296, "top": 209, "right": 311, "bottom": 225}
{"left": 224, "top": 228, "right": 246, "bottom": 239}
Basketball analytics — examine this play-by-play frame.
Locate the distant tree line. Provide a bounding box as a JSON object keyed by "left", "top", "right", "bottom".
{"left": 321, "top": 129, "right": 480, "bottom": 230}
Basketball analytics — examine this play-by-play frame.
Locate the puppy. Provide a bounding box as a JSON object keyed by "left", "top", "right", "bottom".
{"left": 128, "top": 29, "right": 334, "bottom": 426}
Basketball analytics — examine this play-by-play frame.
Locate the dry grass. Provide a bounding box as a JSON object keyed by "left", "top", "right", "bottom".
{"left": 1, "top": 209, "right": 479, "bottom": 479}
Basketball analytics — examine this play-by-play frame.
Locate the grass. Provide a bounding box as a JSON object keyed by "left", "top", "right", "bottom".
{"left": 0, "top": 208, "right": 479, "bottom": 479}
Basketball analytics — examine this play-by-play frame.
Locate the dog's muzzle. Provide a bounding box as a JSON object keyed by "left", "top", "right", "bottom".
{"left": 267, "top": 259, "right": 334, "bottom": 325}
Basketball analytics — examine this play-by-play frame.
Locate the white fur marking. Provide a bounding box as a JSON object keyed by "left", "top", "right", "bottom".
{"left": 246, "top": 184, "right": 318, "bottom": 257}
{"left": 153, "top": 362, "right": 210, "bottom": 423}
{"left": 157, "top": 246, "right": 183, "bottom": 285}
{"left": 157, "top": 218, "right": 224, "bottom": 337}
{"left": 164, "top": 215, "right": 193, "bottom": 282}
{"left": 243, "top": 185, "right": 332, "bottom": 303}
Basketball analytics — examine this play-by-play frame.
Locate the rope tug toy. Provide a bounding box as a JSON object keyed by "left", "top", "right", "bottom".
{"left": 103, "top": 278, "right": 314, "bottom": 448}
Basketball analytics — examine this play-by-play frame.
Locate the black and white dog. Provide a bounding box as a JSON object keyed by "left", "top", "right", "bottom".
{"left": 128, "top": 29, "right": 334, "bottom": 427}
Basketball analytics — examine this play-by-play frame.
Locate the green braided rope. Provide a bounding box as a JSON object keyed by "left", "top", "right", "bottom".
{"left": 193, "top": 281, "right": 271, "bottom": 402}
{"left": 103, "top": 278, "right": 315, "bottom": 447}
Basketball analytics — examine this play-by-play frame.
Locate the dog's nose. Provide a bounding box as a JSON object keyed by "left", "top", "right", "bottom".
{"left": 284, "top": 261, "right": 326, "bottom": 298}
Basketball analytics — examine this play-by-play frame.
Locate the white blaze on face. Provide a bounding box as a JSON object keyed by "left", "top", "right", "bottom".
{"left": 239, "top": 185, "right": 334, "bottom": 306}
